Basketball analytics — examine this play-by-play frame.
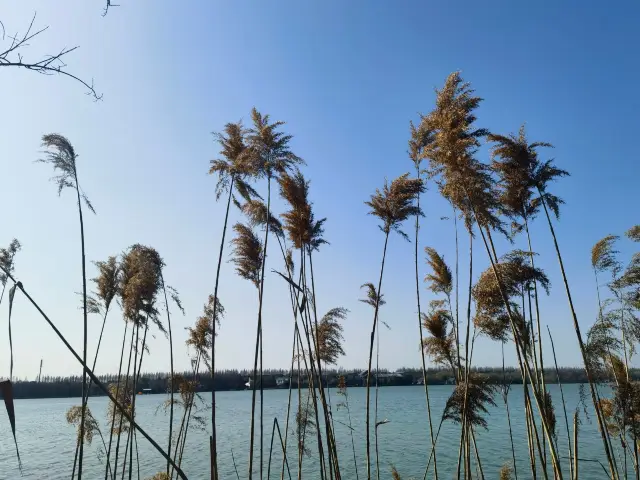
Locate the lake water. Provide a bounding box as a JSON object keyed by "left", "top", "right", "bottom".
{"left": 0, "top": 384, "right": 626, "bottom": 479}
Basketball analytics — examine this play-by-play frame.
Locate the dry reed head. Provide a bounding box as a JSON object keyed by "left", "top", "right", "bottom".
{"left": 612, "top": 226, "right": 640, "bottom": 309}
{"left": 408, "top": 118, "right": 435, "bottom": 169}
{"left": 314, "top": 307, "right": 347, "bottom": 365}
{"left": 473, "top": 250, "right": 548, "bottom": 345}
{"left": 245, "top": 108, "right": 304, "bottom": 179}
{"left": 424, "top": 247, "right": 452, "bottom": 295}
{"left": 442, "top": 373, "right": 497, "bottom": 429}
{"left": 66, "top": 405, "right": 101, "bottom": 445}
{"left": 119, "top": 245, "right": 164, "bottom": 330}
{"left": 542, "top": 390, "right": 557, "bottom": 440}
{"left": 360, "top": 282, "right": 386, "bottom": 309}
{"left": 599, "top": 397, "right": 620, "bottom": 436}
{"left": 278, "top": 169, "right": 327, "bottom": 251}
{"left": 168, "top": 374, "right": 198, "bottom": 406}
{"left": 241, "top": 198, "right": 284, "bottom": 239}
{"left": 488, "top": 125, "right": 556, "bottom": 223}
{"left": 585, "top": 314, "right": 623, "bottom": 377}
{"left": 499, "top": 463, "right": 513, "bottom": 480}
{"left": 0, "top": 239, "right": 21, "bottom": 286}
{"left": 296, "top": 394, "right": 316, "bottom": 458}
{"left": 390, "top": 465, "right": 402, "bottom": 480}
{"left": 39, "top": 133, "right": 95, "bottom": 212}
{"left": 230, "top": 223, "right": 263, "bottom": 288}
{"left": 591, "top": 235, "right": 620, "bottom": 273}
{"left": 92, "top": 256, "right": 120, "bottom": 311}
{"left": 285, "top": 248, "right": 295, "bottom": 276}
{"left": 473, "top": 250, "right": 550, "bottom": 313}
{"left": 365, "top": 173, "right": 425, "bottom": 239}
{"left": 186, "top": 295, "right": 224, "bottom": 368}
{"left": 336, "top": 375, "right": 347, "bottom": 396}
{"left": 599, "top": 366, "right": 640, "bottom": 439}
{"left": 209, "top": 122, "right": 251, "bottom": 199}
{"left": 420, "top": 72, "right": 506, "bottom": 234}
{"left": 107, "top": 380, "right": 132, "bottom": 434}
{"left": 421, "top": 308, "right": 455, "bottom": 369}
{"left": 145, "top": 473, "right": 170, "bottom": 480}
{"left": 473, "top": 306, "right": 511, "bottom": 343}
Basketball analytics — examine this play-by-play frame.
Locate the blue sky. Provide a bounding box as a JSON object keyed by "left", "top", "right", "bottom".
{"left": 1, "top": 1, "right": 638, "bottom": 379}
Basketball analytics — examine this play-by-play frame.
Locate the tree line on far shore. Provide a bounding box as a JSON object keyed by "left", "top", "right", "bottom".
{"left": 5, "top": 366, "right": 633, "bottom": 399}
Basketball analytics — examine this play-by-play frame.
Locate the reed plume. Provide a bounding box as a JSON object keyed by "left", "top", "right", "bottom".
{"left": 278, "top": 169, "right": 327, "bottom": 251}
{"left": 614, "top": 225, "right": 640, "bottom": 310}
{"left": 424, "top": 247, "right": 453, "bottom": 296}
{"left": 231, "top": 223, "right": 264, "bottom": 289}
{"left": 242, "top": 199, "right": 285, "bottom": 240}
{"left": 421, "top": 72, "right": 568, "bottom": 477}
{"left": 585, "top": 313, "right": 623, "bottom": 376}
{"left": 592, "top": 235, "right": 620, "bottom": 274}
{"left": 119, "top": 245, "right": 164, "bottom": 328}
{"left": 365, "top": 173, "right": 424, "bottom": 239}
{"left": 67, "top": 405, "right": 109, "bottom": 472}
{"left": 314, "top": 307, "right": 347, "bottom": 365}
{"left": 0, "top": 239, "right": 21, "bottom": 299}
{"left": 421, "top": 306, "right": 456, "bottom": 371}
{"left": 39, "top": 133, "right": 95, "bottom": 479}
{"left": 208, "top": 120, "right": 255, "bottom": 479}
{"left": 243, "top": 108, "right": 304, "bottom": 480}
{"left": 390, "top": 465, "right": 402, "bottom": 480}
{"left": 499, "top": 463, "right": 514, "bottom": 480}
{"left": 278, "top": 167, "right": 339, "bottom": 479}
{"left": 442, "top": 374, "right": 497, "bottom": 430}
{"left": 360, "top": 283, "right": 385, "bottom": 309}
{"left": 209, "top": 121, "right": 258, "bottom": 205}
{"left": 178, "top": 295, "right": 225, "bottom": 468}
{"left": 363, "top": 173, "right": 424, "bottom": 480}
{"left": 71, "top": 255, "right": 120, "bottom": 477}
{"left": 410, "top": 119, "right": 439, "bottom": 480}
{"left": 145, "top": 473, "right": 170, "bottom": 480}
{"left": 0, "top": 238, "right": 21, "bottom": 397}
{"left": 489, "top": 125, "right": 558, "bottom": 402}
{"left": 107, "top": 381, "right": 133, "bottom": 435}
{"left": 488, "top": 125, "right": 554, "bottom": 223}
{"left": 186, "top": 295, "right": 224, "bottom": 370}
{"left": 117, "top": 244, "right": 164, "bottom": 480}
{"left": 472, "top": 250, "right": 549, "bottom": 344}
{"left": 494, "top": 116, "right": 619, "bottom": 476}
{"left": 295, "top": 394, "right": 316, "bottom": 459}
{"left": 627, "top": 225, "right": 640, "bottom": 242}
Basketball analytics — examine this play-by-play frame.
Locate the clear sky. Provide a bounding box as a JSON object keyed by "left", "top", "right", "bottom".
{"left": 1, "top": 1, "right": 638, "bottom": 379}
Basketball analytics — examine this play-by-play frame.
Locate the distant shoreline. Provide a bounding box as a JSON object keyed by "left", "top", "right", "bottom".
{"left": 4, "top": 366, "right": 632, "bottom": 400}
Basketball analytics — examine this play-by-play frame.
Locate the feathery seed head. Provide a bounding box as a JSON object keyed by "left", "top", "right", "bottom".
{"left": 591, "top": 235, "right": 620, "bottom": 273}
{"left": 0, "top": 239, "right": 21, "bottom": 286}
{"left": 231, "top": 223, "right": 263, "bottom": 288}
{"left": 92, "top": 256, "right": 120, "bottom": 311}
{"left": 119, "top": 245, "right": 164, "bottom": 330}
{"left": 365, "top": 173, "right": 424, "bottom": 239}
{"left": 424, "top": 247, "right": 452, "bottom": 295}
{"left": 314, "top": 307, "right": 347, "bottom": 365}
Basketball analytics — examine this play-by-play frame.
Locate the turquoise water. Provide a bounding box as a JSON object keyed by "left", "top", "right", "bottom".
{"left": 0, "top": 384, "right": 624, "bottom": 478}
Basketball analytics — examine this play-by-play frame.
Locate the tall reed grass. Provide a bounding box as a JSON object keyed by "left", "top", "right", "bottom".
{"left": 1, "top": 71, "right": 639, "bottom": 480}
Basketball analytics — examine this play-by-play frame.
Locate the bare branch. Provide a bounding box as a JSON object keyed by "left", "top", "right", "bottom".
{"left": 103, "top": 1, "right": 120, "bottom": 17}
{"left": 0, "top": 13, "right": 101, "bottom": 100}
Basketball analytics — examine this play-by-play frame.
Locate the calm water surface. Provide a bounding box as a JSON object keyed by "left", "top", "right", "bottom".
{"left": 0, "top": 384, "right": 622, "bottom": 479}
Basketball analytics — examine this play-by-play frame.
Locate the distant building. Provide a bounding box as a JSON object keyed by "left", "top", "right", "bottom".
{"left": 276, "top": 376, "right": 289, "bottom": 387}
